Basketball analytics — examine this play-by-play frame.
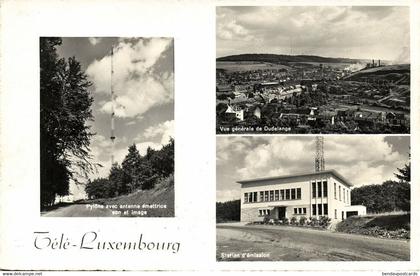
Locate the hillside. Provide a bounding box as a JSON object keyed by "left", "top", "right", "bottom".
{"left": 343, "top": 64, "right": 410, "bottom": 84}
{"left": 336, "top": 214, "right": 410, "bottom": 239}
{"left": 217, "top": 53, "right": 364, "bottom": 64}
{"left": 94, "top": 175, "right": 174, "bottom": 217}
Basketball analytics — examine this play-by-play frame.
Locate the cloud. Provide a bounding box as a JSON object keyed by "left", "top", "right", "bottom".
{"left": 86, "top": 38, "right": 173, "bottom": 118}
{"left": 88, "top": 37, "right": 102, "bottom": 45}
{"left": 217, "top": 6, "right": 409, "bottom": 60}
{"left": 217, "top": 19, "right": 252, "bottom": 40}
{"left": 216, "top": 189, "right": 241, "bottom": 203}
{"left": 224, "top": 136, "right": 408, "bottom": 187}
{"left": 142, "top": 120, "right": 174, "bottom": 145}
{"left": 216, "top": 136, "right": 253, "bottom": 164}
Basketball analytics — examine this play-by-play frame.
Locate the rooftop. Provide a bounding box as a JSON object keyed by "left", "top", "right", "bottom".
{"left": 237, "top": 169, "right": 353, "bottom": 187}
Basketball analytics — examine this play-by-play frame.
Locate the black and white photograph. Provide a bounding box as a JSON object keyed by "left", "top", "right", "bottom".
{"left": 216, "top": 6, "right": 410, "bottom": 134}
{"left": 216, "top": 136, "right": 410, "bottom": 261}
{"left": 40, "top": 37, "right": 175, "bottom": 217}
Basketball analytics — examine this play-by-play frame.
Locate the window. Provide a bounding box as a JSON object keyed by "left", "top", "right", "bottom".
{"left": 334, "top": 183, "right": 337, "bottom": 199}
{"left": 294, "top": 208, "right": 298, "bottom": 214}
{"left": 303, "top": 207, "right": 307, "bottom": 214}
{"left": 264, "top": 191, "right": 269, "bottom": 202}
{"left": 291, "top": 189, "right": 296, "bottom": 200}
{"left": 312, "top": 204, "right": 316, "bottom": 215}
{"left": 334, "top": 209, "right": 337, "bottom": 219}
{"left": 347, "top": 190, "right": 350, "bottom": 203}
{"left": 318, "top": 204, "right": 322, "bottom": 215}
{"left": 323, "top": 181, "right": 328, "bottom": 197}
{"left": 244, "top": 193, "right": 248, "bottom": 203}
{"left": 275, "top": 190, "right": 279, "bottom": 201}
{"left": 259, "top": 210, "right": 263, "bottom": 216}
{"left": 298, "top": 208, "right": 302, "bottom": 214}
{"left": 312, "top": 182, "right": 316, "bottom": 198}
{"left": 286, "top": 189, "right": 290, "bottom": 200}
{"left": 323, "top": 203, "right": 328, "bottom": 215}
{"left": 253, "top": 192, "right": 258, "bottom": 202}
{"left": 297, "top": 188, "right": 301, "bottom": 199}
{"left": 260, "top": 192, "right": 264, "bottom": 202}
{"left": 280, "top": 189, "right": 285, "bottom": 200}
{"left": 343, "top": 189, "right": 346, "bottom": 203}
{"left": 267, "top": 209, "right": 270, "bottom": 216}
{"left": 339, "top": 186, "right": 341, "bottom": 201}
{"left": 269, "top": 190, "right": 274, "bottom": 201}
{"left": 317, "top": 181, "right": 322, "bottom": 197}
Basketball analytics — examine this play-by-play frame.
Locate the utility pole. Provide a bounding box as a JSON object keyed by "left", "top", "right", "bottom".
{"left": 315, "top": 136, "right": 325, "bottom": 172}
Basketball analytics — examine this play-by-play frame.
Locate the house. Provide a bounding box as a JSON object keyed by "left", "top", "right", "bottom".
{"left": 239, "top": 170, "right": 366, "bottom": 222}
{"left": 225, "top": 104, "right": 244, "bottom": 121}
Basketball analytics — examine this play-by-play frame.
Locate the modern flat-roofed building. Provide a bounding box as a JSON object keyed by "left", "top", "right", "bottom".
{"left": 239, "top": 169, "right": 366, "bottom": 222}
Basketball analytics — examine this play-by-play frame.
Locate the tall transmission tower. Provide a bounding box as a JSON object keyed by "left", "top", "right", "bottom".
{"left": 315, "top": 136, "right": 325, "bottom": 172}
{"left": 110, "top": 46, "right": 116, "bottom": 165}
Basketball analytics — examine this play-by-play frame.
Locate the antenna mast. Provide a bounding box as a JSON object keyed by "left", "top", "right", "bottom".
{"left": 315, "top": 136, "right": 325, "bottom": 172}
{"left": 110, "top": 46, "right": 116, "bottom": 165}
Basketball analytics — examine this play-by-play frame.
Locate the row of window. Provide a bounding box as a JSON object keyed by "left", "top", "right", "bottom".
{"left": 258, "top": 209, "right": 271, "bottom": 216}
{"left": 293, "top": 207, "right": 307, "bottom": 215}
{"left": 333, "top": 182, "right": 350, "bottom": 203}
{"left": 244, "top": 188, "right": 302, "bottom": 203}
{"left": 312, "top": 203, "right": 328, "bottom": 216}
{"left": 311, "top": 181, "right": 328, "bottom": 198}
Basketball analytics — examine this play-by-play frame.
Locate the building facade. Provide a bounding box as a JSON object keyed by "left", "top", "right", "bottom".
{"left": 239, "top": 170, "right": 366, "bottom": 222}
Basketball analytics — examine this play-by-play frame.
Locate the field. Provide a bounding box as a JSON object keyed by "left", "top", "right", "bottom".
{"left": 216, "top": 61, "right": 291, "bottom": 72}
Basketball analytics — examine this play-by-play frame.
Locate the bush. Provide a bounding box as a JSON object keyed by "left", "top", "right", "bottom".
{"left": 319, "top": 216, "right": 331, "bottom": 228}
{"left": 290, "top": 216, "right": 298, "bottom": 225}
{"left": 283, "top": 218, "right": 289, "bottom": 225}
{"left": 309, "top": 217, "right": 319, "bottom": 227}
{"left": 299, "top": 216, "right": 307, "bottom": 225}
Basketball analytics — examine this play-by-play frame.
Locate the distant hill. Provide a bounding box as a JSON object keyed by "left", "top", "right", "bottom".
{"left": 217, "top": 54, "right": 364, "bottom": 64}
{"left": 343, "top": 64, "right": 410, "bottom": 84}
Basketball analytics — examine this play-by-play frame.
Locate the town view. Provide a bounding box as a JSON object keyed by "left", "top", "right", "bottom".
{"left": 216, "top": 54, "right": 410, "bottom": 134}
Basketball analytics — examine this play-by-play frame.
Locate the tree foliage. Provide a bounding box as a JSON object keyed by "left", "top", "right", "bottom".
{"left": 40, "top": 37, "right": 94, "bottom": 208}
{"left": 351, "top": 180, "right": 410, "bottom": 213}
{"left": 395, "top": 152, "right": 410, "bottom": 183}
{"left": 85, "top": 178, "right": 110, "bottom": 199}
{"left": 216, "top": 200, "right": 240, "bottom": 223}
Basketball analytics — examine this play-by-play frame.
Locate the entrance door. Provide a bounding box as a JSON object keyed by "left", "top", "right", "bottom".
{"left": 277, "top": 207, "right": 286, "bottom": 220}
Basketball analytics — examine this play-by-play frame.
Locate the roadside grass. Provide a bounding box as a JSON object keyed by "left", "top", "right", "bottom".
{"left": 103, "top": 175, "right": 174, "bottom": 217}
{"left": 77, "top": 175, "right": 174, "bottom": 217}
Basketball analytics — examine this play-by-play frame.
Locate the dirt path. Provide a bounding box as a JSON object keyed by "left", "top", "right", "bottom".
{"left": 217, "top": 224, "right": 410, "bottom": 261}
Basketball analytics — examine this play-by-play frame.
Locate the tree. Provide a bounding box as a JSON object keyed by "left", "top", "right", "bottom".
{"left": 395, "top": 152, "right": 410, "bottom": 183}
{"left": 121, "top": 144, "right": 142, "bottom": 192}
{"left": 85, "top": 178, "right": 110, "bottom": 199}
{"left": 149, "top": 138, "right": 174, "bottom": 178}
{"left": 40, "top": 37, "right": 94, "bottom": 208}
{"left": 108, "top": 163, "right": 129, "bottom": 196}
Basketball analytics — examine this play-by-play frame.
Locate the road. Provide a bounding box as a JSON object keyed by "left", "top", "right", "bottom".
{"left": 217, "top": 224, "right": 410, "bottom": 261}
{"left": 42, "top": 203, "right": 114, "bottom": 217}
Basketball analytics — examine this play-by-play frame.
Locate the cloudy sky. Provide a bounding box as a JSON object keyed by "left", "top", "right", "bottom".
{"left": 56, "top": 37, "right": 174, "bottom": 198}
{"left": 217, "top": 6, "right": 409, "bottom": 62}
{"left": 216, "top": 136, "right": 410, "bottom": 202}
